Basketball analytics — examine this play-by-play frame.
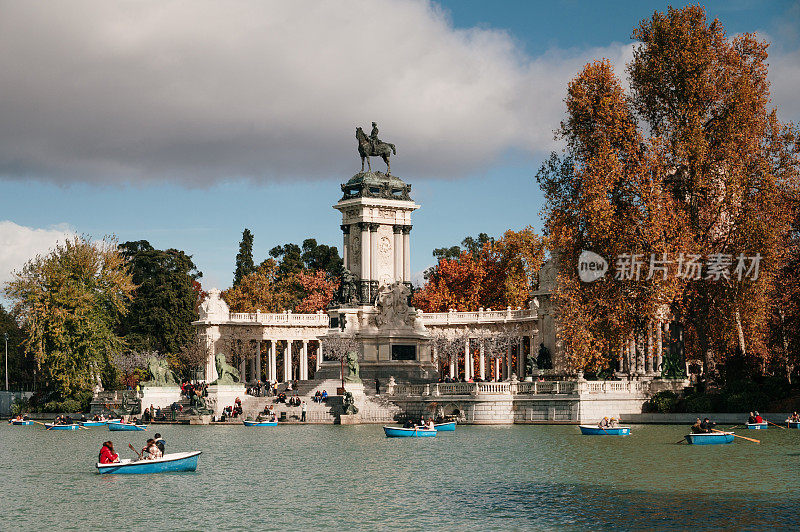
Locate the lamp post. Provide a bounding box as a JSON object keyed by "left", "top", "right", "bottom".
{"left": 4, "top": 332, "right": 8, "bottom": 391}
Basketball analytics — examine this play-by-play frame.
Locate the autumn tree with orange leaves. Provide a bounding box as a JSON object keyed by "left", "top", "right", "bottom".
{"left": 413, "top": 227, "right": 544, "bottom": 312}
{"left": 538, "top": 5, "right": 800, "bottom": 376}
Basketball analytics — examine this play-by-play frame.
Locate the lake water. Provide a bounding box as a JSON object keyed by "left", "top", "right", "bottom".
{"left": 1, "top": 423, "right": 799, "bottom": 530}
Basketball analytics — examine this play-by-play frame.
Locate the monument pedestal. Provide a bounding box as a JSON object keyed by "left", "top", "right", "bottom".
{"left": 139, "top": 386, "right": 181, "bottom": 410}
{"left": 207, "top": 384, "right": 247, "bottom": 416}
{"left": 338, "top": 413, "right": 360, "bottom": 425}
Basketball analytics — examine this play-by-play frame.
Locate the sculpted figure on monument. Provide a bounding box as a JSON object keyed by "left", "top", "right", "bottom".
{"left": 344, "top": 350, "right": 361, "bottom": 383}
{"left": 337, "top": 268, "right": 358, "bottom": 305}
{"left": 373, "top": 281, "right": 415, "bottom": 328}
{"left": 199, "top": 288, "right": 230, "bottom": 321}
{"left": 212, "top": 353, "right": 240, "bottom": 385}
{"left": 356, "top": 122, "right": 396, "bottom": 175}
{"left": 144, "top": 356, "right": 177, "bottom": 387}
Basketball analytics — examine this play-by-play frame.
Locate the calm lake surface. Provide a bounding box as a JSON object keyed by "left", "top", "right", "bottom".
{"left": 1, "top": 423, "right": 799, "bottom": 531}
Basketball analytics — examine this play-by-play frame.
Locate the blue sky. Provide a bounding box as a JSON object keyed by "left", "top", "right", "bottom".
{"left": 1, "top": 1, "right": 798, "bottom": 293}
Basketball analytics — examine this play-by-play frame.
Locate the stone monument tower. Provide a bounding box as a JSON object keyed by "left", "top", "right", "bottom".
{"left": 319, "top": 124, "right": 435, "bottom": 383}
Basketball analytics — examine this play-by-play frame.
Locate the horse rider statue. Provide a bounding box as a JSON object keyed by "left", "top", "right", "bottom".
{"left": 356, "top": 121, "right": 396, "bottom": 175}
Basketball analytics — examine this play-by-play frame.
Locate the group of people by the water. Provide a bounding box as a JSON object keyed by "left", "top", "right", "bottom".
{"left": 402, "top": 417, "right": 436, "bottom": 430}
{"left": 597, "top": 417, "right": 620, "bottom": 428}
{"left": 246, "top": 380, "right": 279, "bottom": 397}
{"left": 312, "top": 390, "right": 328, "bottom": 403}
{"left": 787, "top": 412, "right": 799, "bottom": 422}
{"left": 53, "top": 414, "right": 75, "bottom": 425}
{"left": 180, "top": 380, "right": 208, "bottom": 404}
{"left": 691, "top": 417, "right": 717, "bottom": 433}
{"left": 747, "top": 412, "right": 764, "bottom": 424}
{"left": 97, "top": 433, "right": 166, "bottom": 464}
{"left": 8, "top": 414, "right": 30, "bottom": 423}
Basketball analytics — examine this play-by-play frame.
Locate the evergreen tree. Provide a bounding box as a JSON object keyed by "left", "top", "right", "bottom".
{"left": 233, "top": 228, "right": 255, "bottom": 287}
{"left": 119, "top": 240, "right": 202, "bottom": 357}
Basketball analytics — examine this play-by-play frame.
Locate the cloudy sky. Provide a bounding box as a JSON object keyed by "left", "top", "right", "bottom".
{"left": 1, "top": 0, "right": 799, "bottom": 296}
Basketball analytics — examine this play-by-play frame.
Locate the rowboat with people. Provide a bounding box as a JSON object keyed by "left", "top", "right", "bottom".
{"left": 108, "top": 421, "right": 147, "bottom": 431}
{"left": 745, "top": 422, "right": 768, "bottom": 430}
{"left": 433, "top": 421, "right": 456, "bottom": 431}
{"left": 788, "top": 421, "right": 800, "bottom": 429}
{"left": 579, "top": 424, "right": 631, "bottom": 436}
{"left": 8, "top": 419, "right": 33, "bottom": 426}
{"left": 96, "top": 451, "right": 202, "bottom": 475}
{"left": 243, "top": 419, "right": 277, "bottom": 427}
{"left": 79, "top": 420, "right": 108, "bottom": 427}
{"left": 44, "top": 423, "right": 80, "bottom": 430}
{"left": 684, "top": 432, "right": 735, "bottom": 445}
{"left": 383, "top": 426, "right": 437, "bottom": 438}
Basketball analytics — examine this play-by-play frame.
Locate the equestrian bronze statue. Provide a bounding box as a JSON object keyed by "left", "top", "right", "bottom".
{"left": 356, "top": 122, "right": 396, "bottom": 175}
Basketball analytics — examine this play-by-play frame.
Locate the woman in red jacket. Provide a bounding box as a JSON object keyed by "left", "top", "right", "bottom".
{"left": 98, "top": 441, "right": 120, "bottom": 464}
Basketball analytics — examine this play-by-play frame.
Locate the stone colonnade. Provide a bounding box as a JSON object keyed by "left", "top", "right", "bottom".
{"left": 616, "top": 319, "right": 667, "bottom": 377}
{"left": 431, "top": 334, "right": 538, "bottom": 382}
{"left": 231, "top": 338, "right": 324, "bottom": 384}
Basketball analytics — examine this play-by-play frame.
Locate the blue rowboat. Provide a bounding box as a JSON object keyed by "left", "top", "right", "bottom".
{"left": 96, "top": 451, "right": 201, "bottom": 475}
{"left": 434, "top": 421, "right": 456, "bottom": 432}
{"left": 685, "top": 432, "right": 735, "bottom": 445}
{"left": 243, "top": 420, "right": 277, "bottom": 427}
{"left": 9, "top": 420, "right": 33, "bottom": 426}
{"left": 108, "top": 422, "right": 147, "bottom": 431}
{"left": 746, "top": 422, "right": 768, "bottom": 430}
{"left": 79, "top": 421, "right": 108, "bottom": 427}
{"left": 45, "top": 423, "right": 80, "bottom": 430}
{"left": 579, "top": 425, "right": 631, "bottom": 436}
{"left": 787, "top": 421, "right": 800, "bottom": 429}
{"left": 383, "top": 426, "right": 436, "bottom": 438}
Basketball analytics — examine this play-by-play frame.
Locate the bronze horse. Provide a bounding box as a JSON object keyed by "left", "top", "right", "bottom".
{"left": 356, "top": 127, "right": 396, "bottom": 174}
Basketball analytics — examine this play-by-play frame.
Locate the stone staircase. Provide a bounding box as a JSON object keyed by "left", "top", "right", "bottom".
{"left": 235, "top": 378, "right": 400, "bottom": 424}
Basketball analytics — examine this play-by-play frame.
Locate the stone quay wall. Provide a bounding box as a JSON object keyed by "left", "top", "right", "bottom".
{"left": 387, "top": 379, "right": 688, "bottom": 424}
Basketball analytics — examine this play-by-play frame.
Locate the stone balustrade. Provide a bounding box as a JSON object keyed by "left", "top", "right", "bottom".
{"left": 419, "top": 307, "right": 537, "bottom": 325}
{"left": 227, "top": 310, "right": 330, "bottom": 326}
{"left": 390, "top": 379, "right": 651, "bottom": 398}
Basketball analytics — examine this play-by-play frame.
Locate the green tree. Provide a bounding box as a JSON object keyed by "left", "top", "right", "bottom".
{"left": 119, "top": 240, "right": 202, "bottom": 358}
{"left": 4, "top": 236, "right": 135, "bottom": 401}
{"left": 233, "top": 228, "right": 255, "bottom": 287}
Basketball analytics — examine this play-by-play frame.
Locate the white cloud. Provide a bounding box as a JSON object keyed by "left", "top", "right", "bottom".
{"left": 0, "top": 1, "right": 795, "bottom": 186}
{"left": 0, "top": 221, "right": 75, "bottom": 292}
{"left": 0, "top": 0, "right": 634, "bottom": 185}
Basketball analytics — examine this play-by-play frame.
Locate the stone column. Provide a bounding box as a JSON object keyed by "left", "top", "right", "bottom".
{"left": 494, "top": 357, "right": 500, "bottom": 382}
{"left": 449, "top": 353, "right": 455, "bottom": 379}
{"left": 316, "top": 340, "right": 322, "bottom": 371}
{"left": 402, "top": 226, "right": 412, "bottom": 282}
{"left": 341, "top": 225, "right": 350, "bottom": 272}
{"left": 656, "top": 322, "right": 664, "bottom": 376}
{"left": 518, "top": 337, "right": 524, "bottom": 377}
{"left": 393, "top": 225, "right": 403, "bottom": 282}
{"left": 479, "top": 340, "right": 485, "bottom": 380}
{"left": 618, "top": 342, "right": 624, "bottom": 373}
{"left": 506, "top": 345, "right": 512, "bottom": 380}
{"left": 239, "top": 343, "right": 247, "bottom": 383}
{"left": 646, "top": 321, "right": 654, "bottom": 376}
{"left": 300, "top": 340, "right": 308, "bottom": 380}
{"left": 369, "top": 223, "right": 379, "bottom": 284}
{"left": 252, "top": 341, "right": 260, "bottom": 382}
{"left": 464, "top": 337, "right": 471, "bottom": 381}
{"left": 360, "top": 222, "right": 370, "bottom": 281}
{"left": 268, "top": 341, "right": 277, "bottom": 383}
{"left": 285, "top": 341, "right": 293, "bottom": 382}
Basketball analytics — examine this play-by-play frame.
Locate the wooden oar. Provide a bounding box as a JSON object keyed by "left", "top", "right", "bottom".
{"left": 766, "top": 420, "right": 786, "bottom": 430}
{"left": 712, "top": 428, "right": 759, "bottom": 443}
{"left": 128, "top": 443, "right": 143, "bottom": 459}
{"left": 674, "top": 437, "right": 687, "bottom": 444}
{"left": 31, "top": 420, "right": 48, "bottom": 427}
